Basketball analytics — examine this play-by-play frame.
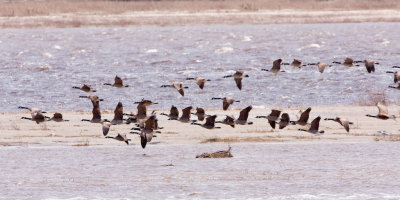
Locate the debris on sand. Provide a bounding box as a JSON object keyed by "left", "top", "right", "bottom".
{"left": 196, "top": 146, "right": 233, "bottom": 158}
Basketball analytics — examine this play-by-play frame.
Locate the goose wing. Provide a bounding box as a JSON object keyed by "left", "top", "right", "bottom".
{"left": 237, "top": 106, "right": 252, "bottom": 121}
{"left": 377, "top": 102, "right": 388, "bottom": 117}
{"left": 113, "top": 102, "right": 124, "bottom": 121}
{"left": 317, "top": 62, "right": 327, "bottom": 73}
{"left": 114, "top": 76, "right": 123, "bottom": 85}
{"left": 279, "top": 113, "right": 290, "bottom": 129}
{"left": 196, "top": 77, "right": 205, "bottom": 89}
{"left": 298, "top": 107, "right": 311, "bottom": 123}
{"left": 309, "top": 116, "right": 321, "bottom": 132}
{"left": 170, "top": 105, "right": 179, "bottom": 119}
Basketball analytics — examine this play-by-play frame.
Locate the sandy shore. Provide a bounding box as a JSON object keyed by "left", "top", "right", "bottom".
{"left": 0, "top": 9, "right": 399, "bottom": 28}
{"left": 1, "top": 106, "right": 399, "bottom": 147}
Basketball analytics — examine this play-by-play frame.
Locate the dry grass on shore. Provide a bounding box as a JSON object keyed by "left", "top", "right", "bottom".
{"left": 1, "top": 0, "right": 400, "bottom": 17}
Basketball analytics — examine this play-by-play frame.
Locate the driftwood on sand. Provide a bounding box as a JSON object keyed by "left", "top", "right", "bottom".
{"left": 196, "top": 146, "right": 233, "bottom": 158}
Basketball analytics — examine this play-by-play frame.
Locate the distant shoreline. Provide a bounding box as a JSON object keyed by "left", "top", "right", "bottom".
{"left": 1, "top": 9, "right": 400, "bottom": 28}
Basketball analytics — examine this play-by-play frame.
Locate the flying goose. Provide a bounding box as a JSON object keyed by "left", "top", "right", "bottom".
{"left": 49, "top": 112, "right": 69, "bottom": 122}
{"left": 256, "top": 109, "right": 281, "bottom": 129}
{"left": 235, "top": 106, "right": 253, "bottom": 125}
{"left": 192, "top": 107, "right": 206, "bottom": 121}
{"left": 18, "top": 106, "right": 47, "bottom": 124}
{"left": 186, "top": 77, "right": 211, "bottom": 89}
{"left": 262, "top": 59, "right": 284, "bottom": 73}
{"left": 366, "top": 102, "right": 395, "bottom": 120}
{"left": 105, "top": 133, "right": 130, "bottom": 145}
{"left": 104, "top": 76, "right": 129, "bottom": 88}
{"left": 216, "top": 115, "right": 235, "bottom": 128}
{"left": 317, "top": 62, "right": 328, "bottom": 73}
{"left": 364, "top": 60, "right": 375, "bottom": 73}
{"left": 130, "top": 115, "right": 159, "bottom": 149}
{"left": 299, "top": 116, "right": 324, "bottom": 134}
{"left": 160, "top": 105, "right": 179, "bottom": 120}
{"left": 130, "top": 99, "right": 158, "bottom": 119}
{"left": 110, "top": 102, "right": 124, "bottom": 125}
{"left": 223, "top": 70, "right": 249, "bottom": 90}
{"left": 161, "top": 82, "right": 188, "bottom": 96}
{"left": 290, "top": 107, "right": 312, "bottom": 126}
{"left": 179, "top": 106, "right": 193, "bottom": 123}
{"left": 291, "top": 59, "right": 303, "bottom": 68}
{"left": 72, "top": 84, "right": 96, "bottom": 92}
{"left": 192, "top": 115, "right": 221, "bottom": 129}
{"left": 324, "top": 117, "right": 351, "bottom": 133}
{"left": 211, "top": 97, "right": 240, "bottom": 111}
{"left": 278, "top": 113, "right": 290, "bottom": 129}
{"left": 79, "top": 95, "right": 104, "bottom": 107}
{"left": 386, "top": 71, "right": 400, "bottom": 83}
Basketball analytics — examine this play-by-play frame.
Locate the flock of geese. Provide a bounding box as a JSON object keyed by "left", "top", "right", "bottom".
{"left": 18, "top": 57, "right": 400, "bottom": 148}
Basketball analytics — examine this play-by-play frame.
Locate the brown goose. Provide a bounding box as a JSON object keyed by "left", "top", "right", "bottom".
{"left": 192, "top": 107, "right": 205, "bottom": 121}
{"left": 104, "top": 76, "right": 129, "bottom": 88}
{"left": 131, "top": 99, "right": 158, "bottom": 119}
{"left": 179, "top": 106, "right": 193, "bottom": 123}
{"left": 343, "top": 57, "right": 354, "bottom": 67}
{"left": 192, "top": 115, "right": 221, "bottom": 129}
{"left": 211, "top": 97, "right": 240, "bottom": 110}
{"left": 110, "top": 102, "right": 124, "bottom": 125}
{"left": 72, "top": 84, "right": 96, "bottom": 92}
{"left": 105, "top": 133, "right": 130, "bottom": 145}
{"left": 186, "top": 77, "right": 211, "bottom": 89}
{"left": 291, "top": 59, "right": 302, "bottom": 68}
{"left": 130, "top": 115, "right": 159, "bottom": 149}
{"left": 79, "top": 95, "right": 104, "bottom": 107}
{"left": 290, "top": 107, "right": 312, "bottom": 126}
{"left": 364, "top": 60, "right": 375, "bottom": 73}
{"left": 262, "top": 59, "right": 284, "bottom": 73}
{"left": 80, "top": 95, "right": 105, "bottom": 123}
{"left": 160, "top": 105, "right": 179, "bottom": 120}
{"left": 324, "top": 117, "right": 350, "bottom": 133}
{"left": 223, "top": 70, "right": 249, "bottom": 90}
{"left": 386, "top": 71, "right": 400, "bottom": 83}
{"left": 161, "top": 82, "right": 188, "bottom": 96}
{"left": 256, "top": 109, "right": 281, "bottom": 129}
{"left": 278, "top": 113, "right": 290, "bottom": 129}
{"left": 235, "top": 106, "right": 253, "bottom": 125}
{"left": 299, "top": 116, "right": 324, "bottom": 134}
{"left": 366, "top": 102, "right": 395, "bottom": 120}
{"left": 18, "top": 106, "right": 47, "bottom": 124}
{"left": 317, "top": 62, "right": 328, "bottom": 73}
{"left": 219, "top": 115, "right": 235, "bottom": 128}
{"left": 49, "top": 112, "right": 69, "bottom": 122}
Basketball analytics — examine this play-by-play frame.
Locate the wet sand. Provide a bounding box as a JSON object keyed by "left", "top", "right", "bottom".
{"left": 2, "top": 106, "right": 400, "bottom": 147}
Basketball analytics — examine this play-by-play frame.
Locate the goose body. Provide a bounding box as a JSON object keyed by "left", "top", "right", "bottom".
{"left": 161, "top": 105, "right": 179, "bottom": 120}
{"left": 73, "top": 84, "right": 96, "bottom": 92}
{"left": 235, "top": 106, "right": 253, "bottom": 125}
{"left": 104, "top": 76, "right": 128, "bottom": 88}
{"left": 299, "top": 116, "right": 324, "bottom": 134}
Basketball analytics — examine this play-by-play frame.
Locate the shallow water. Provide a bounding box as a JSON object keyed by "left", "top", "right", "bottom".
{"left": 1, "top": 143, "right": 399, "bottom": 199}
{"left": 1, "top": 23, "right": 400, "bottom": 112}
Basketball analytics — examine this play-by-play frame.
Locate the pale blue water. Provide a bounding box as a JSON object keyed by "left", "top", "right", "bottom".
{"left": 0, "top": 143, "right": 399, "bottom": 199}
{"left": 1, "top": 23, "right": 400, "bottom": 112}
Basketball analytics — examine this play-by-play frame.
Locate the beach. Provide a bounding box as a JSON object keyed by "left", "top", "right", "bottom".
{"left": 2, "top": 106, "right": 400, "bottom": 147}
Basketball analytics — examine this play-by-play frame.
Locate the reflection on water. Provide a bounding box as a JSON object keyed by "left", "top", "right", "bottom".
{"left": 1, "top": 23, "right": 400, "bottom": 112}
{"left": 0, "top": 143, "right": 399, "bottom": 199}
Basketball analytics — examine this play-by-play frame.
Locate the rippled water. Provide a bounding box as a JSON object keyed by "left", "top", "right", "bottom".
{"left": 1, "top": 143, "right": 399, "bottom": 199}
{"left": 1, "top": 23, "right": 400, "bottom": 112}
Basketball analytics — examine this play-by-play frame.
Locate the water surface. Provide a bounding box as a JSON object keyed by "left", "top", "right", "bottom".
{"left": 1, "top": 23, "right": 400, "bottom": 112}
